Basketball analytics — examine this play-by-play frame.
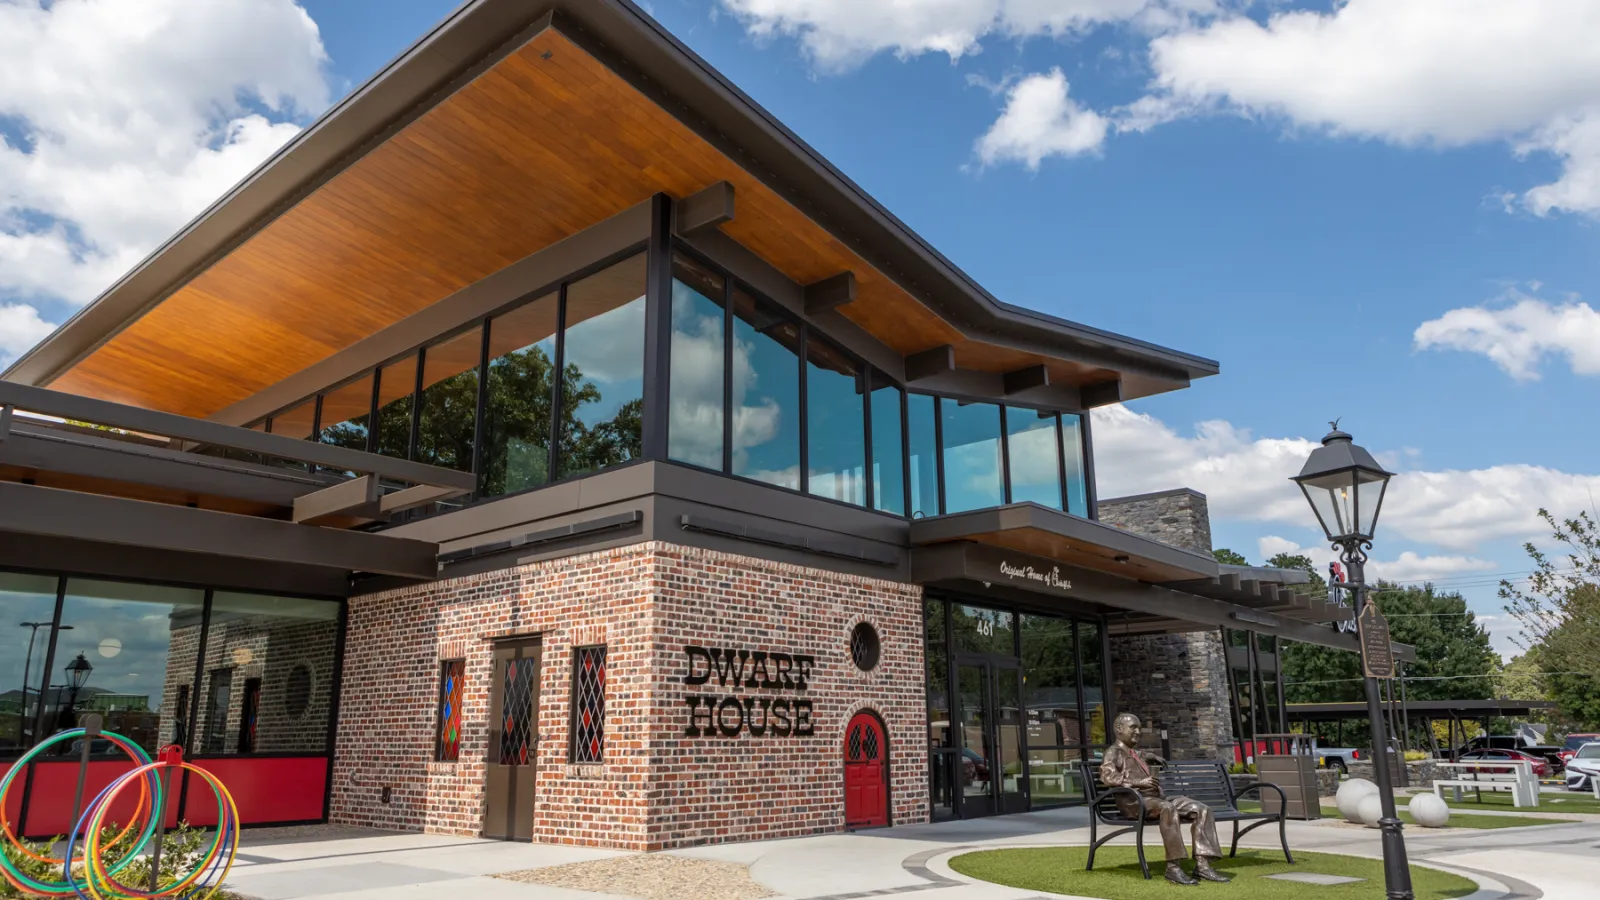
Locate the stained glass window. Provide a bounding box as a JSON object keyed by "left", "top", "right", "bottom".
{"left": 499, "top": 656, "right": 537, "bottom": 766}
{"left": 569, "top": 645, "right": 607, "bottom": 764}
{"left": 435, "top": 659, "right": 465, "bottom": 763}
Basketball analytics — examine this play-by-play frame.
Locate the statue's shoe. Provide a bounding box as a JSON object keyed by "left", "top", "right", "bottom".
{"left": 1164, "top": 862, "right": 1199, "bottom": 885}
{"left": 1194, "top": 859, "right": 1232, "bottom": 883}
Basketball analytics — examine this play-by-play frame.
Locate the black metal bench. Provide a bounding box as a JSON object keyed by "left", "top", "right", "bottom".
{"left": 1081, "top": 759, "right": 1293, "bottom": 880}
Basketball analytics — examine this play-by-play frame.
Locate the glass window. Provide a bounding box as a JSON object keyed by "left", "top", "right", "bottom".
{"left": 870, "top": 379, "right": 905, "bottom": 515}
{"left": 1020, "top": 615, "right": 1078, "bottom": 748}
{"left": 54, "top": 579, "right": 208, "bottom": 756}
{"left": 436, "top": 659, "right": 465, "bottom": 763}
{"left": 318, "top": 375, "right": 375, "bottom": 452}
{"left": 481, "top": 294, "right": 558, "bottom": 498}
{"left": 200, "top": 592, "right": 339, "bottom": 755}
{"left": 924, "top": 599, "right": 950, "bottom": 748}
{"left": 569, "top": 645, "right": 607, "bottom": 764}
{"left": 668, "top": 256, "right": 726, "bottom": 471}
{"left": 1007, "top": 407, "right": 1062, "bottom": 509}
{"left": 559, "top": 255, "right": 645, "bottom": 479}
{"left": 951, "top": 603, "right": 1015, "bottom": 657}
{"left": 1079, "top": 620, "right": 1107, "bottom": 745}
{"left": 731, "top": 286, "right": 801, "bottom": 489}
{"left": 1061, "top": 412, "right": 1089, "bottom": 517}
{"left": 415, "top": 327, "right": 482, "bottom": 474}
{"left": 1, "top": 573, "right": 62, "bottom": 757}
{"left": 806, "top": 337, "right": 865, "bottom": 506}
{"left": 941, "top": 399, "right": 1003, "bottom": 513}
{"left": 907, "top": 393, "right": 938, "bottom": 517}
{"left": 270, "top": 399, "right": 316, "bottom": 447}
{"left": 374, "top": 354, "right": 419, "bottom": 460}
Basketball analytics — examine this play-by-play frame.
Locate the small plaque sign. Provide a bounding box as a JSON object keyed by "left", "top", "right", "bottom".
{"left": 1358, "top": 602, "right": 1395, "bottom": 679}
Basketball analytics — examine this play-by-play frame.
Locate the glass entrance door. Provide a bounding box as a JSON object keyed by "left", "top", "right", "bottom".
{"left": 955, "top": 659, "right": 1028, "bottom": 817}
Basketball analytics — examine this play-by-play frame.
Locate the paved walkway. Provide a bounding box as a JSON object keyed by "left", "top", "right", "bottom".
{"left": 223, "top": 809, "right": 1597, "bottom": 900}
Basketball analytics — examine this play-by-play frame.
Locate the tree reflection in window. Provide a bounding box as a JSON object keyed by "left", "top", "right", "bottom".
{"left": 480, "top": 294, "right": 558, "bottom": 498}
{"left": 415, "top": 328, "right": 482, "bottom": 474}
{"left": 558, "top": 255, "right": 646, "bottom": 479}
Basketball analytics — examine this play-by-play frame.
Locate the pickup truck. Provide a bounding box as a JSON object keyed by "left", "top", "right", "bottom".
{"left": 1314, "top": 745, "right": 1366, "bottom": 774}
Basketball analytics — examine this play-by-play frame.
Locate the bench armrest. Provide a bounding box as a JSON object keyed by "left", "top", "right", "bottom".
{"left": 1230, "top": 780, "right": 1288, "bottom": 811}
{"left": 1094, "top": 785, "right": 1151, "bottom": 823}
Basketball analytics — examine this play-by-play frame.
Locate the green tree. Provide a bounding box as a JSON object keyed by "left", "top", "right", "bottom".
{"left": 1213, "top": 548, "right": 1249, "bottom": 565}
{"left": 1502, "top": 509, "right": 1600, "bottom": 728}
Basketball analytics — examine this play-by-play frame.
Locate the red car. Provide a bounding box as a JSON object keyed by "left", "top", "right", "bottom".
{"left": 1560, "top": 733, "right": 1600, "bottom": 764}
{"left": 1459, "top": 748, "right": 1551, "bottom": 777}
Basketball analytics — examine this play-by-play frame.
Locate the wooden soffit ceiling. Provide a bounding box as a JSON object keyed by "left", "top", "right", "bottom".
{"left": 50, "top": 25, "right": 1118, "bottom": 417}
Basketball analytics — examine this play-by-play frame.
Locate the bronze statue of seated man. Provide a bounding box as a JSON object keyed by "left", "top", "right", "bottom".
{"left": 1099, "top": 713, "right": 1231, "bottom": 886}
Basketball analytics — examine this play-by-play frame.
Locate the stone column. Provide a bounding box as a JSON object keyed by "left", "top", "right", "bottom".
{"left": 1098, "top": 489, "right": 1234, "bottom": 761}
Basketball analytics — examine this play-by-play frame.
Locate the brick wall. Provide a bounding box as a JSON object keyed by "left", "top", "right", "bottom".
{"left": 1098, "top": 489, "right": 1234, "bottom": 760}
{"left": 329, "top": 541, "right": 928, "bottom": 850}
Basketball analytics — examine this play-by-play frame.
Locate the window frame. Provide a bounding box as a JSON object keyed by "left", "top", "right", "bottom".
{"left": 568, "top": 644, "right": 608, "bottom": 765}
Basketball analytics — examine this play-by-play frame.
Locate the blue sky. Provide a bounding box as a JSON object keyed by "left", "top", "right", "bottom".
{"left": 7, "top": 1, "right": 1600, "bottom": 656}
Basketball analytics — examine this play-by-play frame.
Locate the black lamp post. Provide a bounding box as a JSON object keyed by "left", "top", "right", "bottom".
{"left": 1292, "top": 423, "right": 1411, "bottom": 900}
{"left": 64, "top": 652, "right": 93, "bottom": 715}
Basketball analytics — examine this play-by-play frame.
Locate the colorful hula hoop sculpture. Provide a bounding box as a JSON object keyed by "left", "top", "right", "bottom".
{"left": 0, "top": 731, "right": 239, "bottom": 900}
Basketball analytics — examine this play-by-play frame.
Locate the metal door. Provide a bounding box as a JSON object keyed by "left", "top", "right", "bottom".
{"left": 844, "top": 712, "right": 889, "bottom": 827}
{"left": 483, "top": 639, "right": 541, "bottom": 841}
{"left": 955, "top": 659, "right": 1029, "bottom": 817}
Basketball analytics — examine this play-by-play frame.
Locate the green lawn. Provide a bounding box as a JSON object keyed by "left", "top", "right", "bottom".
{"left": 1433, "top": 790, "right": 1600, "bottom": 815}
{"left": 1233, "top": 800, "right": 1573, "bottom": 829}
{"left": 948, "top": 848, "right": 1477, "bottom": 900}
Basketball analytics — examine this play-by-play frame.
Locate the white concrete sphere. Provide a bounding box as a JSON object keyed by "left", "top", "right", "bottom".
{"left": 1335, "top": 778, "right": 1379, "bottom": 823}
{"left": 1408, "top": 793, "right": 1451, "bottom": 828}
{"left": 1357, "top": 794, "right": 1384, "bottom": 827}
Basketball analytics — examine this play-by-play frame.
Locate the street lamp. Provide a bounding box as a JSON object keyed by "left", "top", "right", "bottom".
{"left": 63, "top": 652, "right": 94, "bottom": 723}
{"left": 1292, "top": 423, "right": 1410, "bottom": 900}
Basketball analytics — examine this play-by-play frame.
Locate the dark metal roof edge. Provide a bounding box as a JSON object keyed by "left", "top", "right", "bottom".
{"left": 1218, "top": 564, "right": 1312, "bottom": 586}
{"left": 4, "top": 0, "right": 1216, "bottom": 390}
{"left": 910, "top": 502, "right": 1219, "bottom": 576}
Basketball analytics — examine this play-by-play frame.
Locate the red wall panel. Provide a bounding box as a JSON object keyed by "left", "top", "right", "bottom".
{"left": 14, "top": 758, "right": 178, "bottom": 838}
{"left": 182, "top": 757, "right": 328, "bottom": 826}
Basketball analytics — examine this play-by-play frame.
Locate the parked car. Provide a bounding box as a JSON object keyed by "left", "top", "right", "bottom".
{"left": 1453, "top": 736, "right": 1564, "bottom": 772}
{"left": 1315, "top": 746, "right": 1367, "bottom": 774}
{"left": 1564, "top": 742, "right": 1600, "bottom": 792}
{"left": 1559, "top": 733, "right": 1600, "bottom": 765}
{"left": 1459, "top": 748, "right": 1551, "bottom": 777}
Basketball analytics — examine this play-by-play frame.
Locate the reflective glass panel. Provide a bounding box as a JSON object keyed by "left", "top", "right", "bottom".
{"left": 1006, "top": 407, "right": 1062, "bottom": 509}
{"left": 907, "top": 393, "right": 938, "bottom": 518}
{"left": 956, "top": 664, "right": 990, "bottom": 800}
{"left": 270, "top": 400, "right": 316, "bottom": 442}
{"left": 415, "top": 327, "right": 482, "bottom": 473}
{"left": 1061, "top": 413, "right": 1089, "bottom": 517}
{"left": 870, "top": 380, "right": 905, "bottom": 515}
{"left": 806, "top": 338, "right": 865, "bottom": 505}
{"left": 318, "top": 375, "right": 374, "bottom": 452}
{"left": 1079, "top": 620, "right": 1107, "bottom": 745}
{"left": 731, "top": 286, "right": 801, "bottom": 489}
{"left": 1020, "top": 615, "right": 1078, "bottom": 747}
{"left": 668, "top": 256, "right": 726, "bottom": 470}
{"left": 57, "top": 579, "right": 208, "bottom": 755}
{"left": 374, "top": 354, "right": 419, "bottom": 460}
{"left": 951, "top": 604, "right": 1015, "bottom": 657}
{"left": 941, "top": 399, "right": 1003, "bottom": 512}
{"left": 559, "top": 255, "right": 645, "bottom": 479}
{"left": 924, "top": 599, "right": 951, "bottom": 749}
{"left": 481, "top": 294, "right": 558, "bottom": 498}
{"left": 202, "top": 592, "right": 339, "bottom": 755}
{"left": 1, "top": 573, "right": 61, "bottom": 757}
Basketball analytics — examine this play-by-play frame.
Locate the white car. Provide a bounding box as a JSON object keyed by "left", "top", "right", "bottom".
{"left": 1563, "top": 741, "right": 1600, "bottom": 791}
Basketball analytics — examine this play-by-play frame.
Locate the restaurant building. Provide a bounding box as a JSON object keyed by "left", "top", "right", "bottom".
{"left": 0, "top": 0, "right": 1391, "bottom": 850}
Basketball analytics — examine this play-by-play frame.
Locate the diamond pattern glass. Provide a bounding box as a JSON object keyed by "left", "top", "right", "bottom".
{"left": 436, "top": 659, "right": 465, "bottom": 763}
{"left": 850, "top": 622, "right": 881, "bottom": 671}
{"left": 499, "top": 657, "right": 537, "bottom": 766}
{"left": 570, "top": 645, "right": 607, "bottom": 764}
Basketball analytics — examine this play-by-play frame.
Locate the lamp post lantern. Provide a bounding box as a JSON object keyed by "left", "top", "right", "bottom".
{"left": 1292, "top": 423, "right": 1411, "bottom": 900}
{"left": 64, "top": 652, "right": 93, "bottom": 722}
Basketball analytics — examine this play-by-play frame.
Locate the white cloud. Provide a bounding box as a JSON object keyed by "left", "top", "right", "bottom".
{"left": 716, "top": 0, "right": 1185, "bottom": 71}
{"left": 0, "top": 303, "right": 56, "bottom": 359}
{"left": 974, "top": 68, "right": 1108, "bottom": 168}
{"left": 1255, "top": 536, "right": 1496, "bottom": 586}
{"left": 1093, "top": 403, "right": 1600, "bottom": 552}
{"left": 0, "top": 0, "right": 328, "bottom": 364}
{"left": 1136, "top": 0, "right": 1600, "bottom": 215}
{"left": 1413, "top": 290, "right": 1600, "bottom": 380}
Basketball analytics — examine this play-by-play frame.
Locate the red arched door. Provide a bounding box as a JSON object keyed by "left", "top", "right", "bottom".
{"left": 844, "top": 712, "right": 889, "bottom": 828}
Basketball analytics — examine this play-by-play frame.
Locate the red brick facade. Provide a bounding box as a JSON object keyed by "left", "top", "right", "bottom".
{"left": 329, "top": 541, "right": 928, "bottom": 849}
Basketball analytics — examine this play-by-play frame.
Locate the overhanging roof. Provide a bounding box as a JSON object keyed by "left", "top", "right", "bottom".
{"left": 3, "top": 0, "right": 1217, "bottom": 417}
{"left": 1288, "top": 700, "right": 1555, "bottom": 720}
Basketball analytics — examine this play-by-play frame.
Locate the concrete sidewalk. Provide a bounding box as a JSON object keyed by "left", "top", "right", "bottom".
{"left": 223, "top": 809, "right": 1594, "bottom": 900}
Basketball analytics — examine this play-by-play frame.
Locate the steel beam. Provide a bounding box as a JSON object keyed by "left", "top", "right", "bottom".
{"left": 0, "top": 480, "right": 439, "bottom": 579}
{"left": 803, "top": 272, "right": 856, "bottom": 315}
{"left": 904, "top": 345, "right": 955, "bottom": 382}
{"left": 293, "top": 475, "right": 382, "bottom": 524}
{"left": 677, "top": 181, "right": 735, "bottom": 234}
{"left": 1002, "top": 365, "right": 1050, "bottom": 395}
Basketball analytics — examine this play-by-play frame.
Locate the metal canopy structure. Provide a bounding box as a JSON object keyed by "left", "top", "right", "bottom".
{"left": 0, "top": 383, "right": 463, "bottom": 581}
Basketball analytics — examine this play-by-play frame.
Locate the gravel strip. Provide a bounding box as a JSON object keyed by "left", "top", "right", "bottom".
{"left": 495, "top": 854, "right": 775, "bottom": 900}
